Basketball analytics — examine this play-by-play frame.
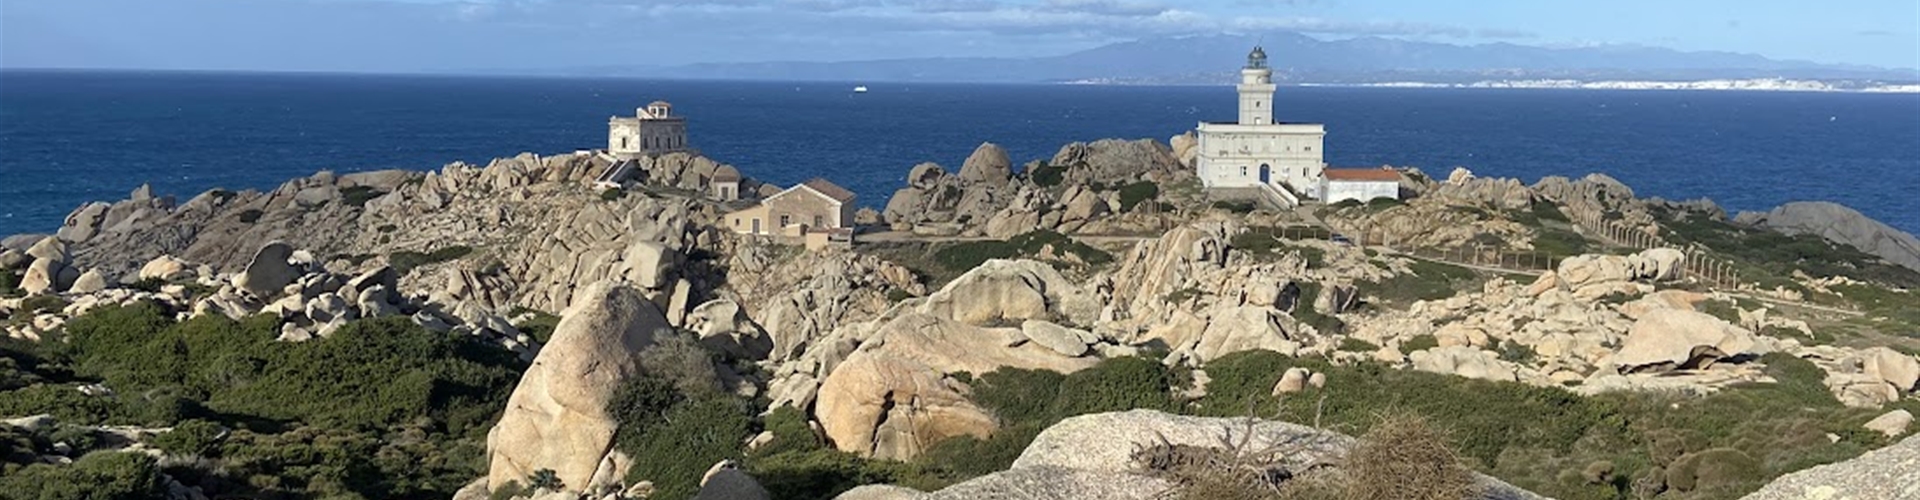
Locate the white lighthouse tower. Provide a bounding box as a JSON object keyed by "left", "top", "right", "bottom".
{"left": 1195, "top": 45, "right": 1327, "bottom": 205}
{"left": 1238, "top": 46, "right": 1275, "bottom": 125}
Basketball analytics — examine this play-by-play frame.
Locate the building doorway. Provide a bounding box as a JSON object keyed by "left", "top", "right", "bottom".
{"left": 1258, "top": 164, "right": 1271, "bottom": 184}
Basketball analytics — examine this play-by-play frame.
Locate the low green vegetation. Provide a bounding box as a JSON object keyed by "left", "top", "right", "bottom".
{"left": 1357, "top": 259, "right": 1477, "bottom": 308}
{"left": 1190, "top": 351, "right": 1890, "bottom": 500}
{"left": 1230, "top": 228, "right": 1328, "bottom": 267}
{"left": 1116, "top": 181, "right": 1160, "bottom": 212}
{"left": 508, "top": 307, "right": 562, "bottom": 344}
{"left": 237, "top": 209, "right": 265, "bottom": 224}
{"left": 340, "top": 186, "right": 387, "bottom": 208}
{"left": 1400, "top": 334, "right": 1440, "bottom": 354}
{"left": 601, "top": 188, "right": 626, "bottom": 202}
{"left": 931, "top": 230, "right": 1113, "bottom": 273}
{"left": 1658, "top": 209, "right": 1920, "bottom": 290}
{"left": 0, "top": 270, "right": 19, "bottom": 298}
{"left": 1292, "top": 283, "right": 1345, "bottom": 334}
{"left": 0, "top": 302, "right": 523, "bottom": 499}
{"left": 390, "top": 245, "right": 474, "bottom": 274}
{"left": 1210, "top": 200, "right": 1256, "bottom": 214}
{"left": 1027, "top": 161, "right": 1065, "bottom": 187}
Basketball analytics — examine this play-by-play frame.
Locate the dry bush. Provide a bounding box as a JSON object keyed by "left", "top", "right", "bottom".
{"left": 1343, "top": 413, "right": 1477, "bottom": 500}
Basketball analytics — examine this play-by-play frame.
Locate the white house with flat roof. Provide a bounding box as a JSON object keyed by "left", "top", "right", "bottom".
{"left": 608, "top": 101, "right": 689, "bottom": 159}
{"left": 1196, "top": 47, "right": 1327, "bottom": 205}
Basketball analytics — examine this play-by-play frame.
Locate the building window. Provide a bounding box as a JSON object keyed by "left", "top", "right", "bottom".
{"left": 732, "top": 218, "right": 738, "bottom": 227}
{"left": 814, "top": 215, "right": 824, "bottom": 227}
{"left": 779, "top": 215, "right": 791, "bottom": 227}
{"left": 1240, "top": 166, "right": 1247, "bottom": 176}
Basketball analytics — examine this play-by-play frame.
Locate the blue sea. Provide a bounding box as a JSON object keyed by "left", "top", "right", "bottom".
{"left": 2, "top": 70, "right": 1917, "bottom": 237}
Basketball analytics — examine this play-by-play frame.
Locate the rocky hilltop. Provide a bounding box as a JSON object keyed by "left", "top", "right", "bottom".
{"left": 3, "top": 137, "right": 1919, "bottom": 500}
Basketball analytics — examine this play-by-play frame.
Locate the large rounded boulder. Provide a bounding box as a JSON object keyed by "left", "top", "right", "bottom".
{"left": 486, "top": 281, "right": 674, "bottom": 493}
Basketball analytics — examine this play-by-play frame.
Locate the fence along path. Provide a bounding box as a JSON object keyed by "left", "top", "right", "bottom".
{"left": 1264, "top": 207, "right": 1742, "bottom": 289}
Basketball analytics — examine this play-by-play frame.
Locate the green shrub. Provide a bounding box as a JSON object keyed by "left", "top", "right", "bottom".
{"left": 0, "top": 451, "right": 167, "bottom": 500}
{"left": 1496, "top": 340, "right": 1538, "bottom": 364}
{"left": 886, "top": 289, "right": 914, "bottom": 303}
{"left": 490, "top": 481, "right": 528, "bottom": 500}
{"left": 970, "top": 368, "right": 1067, "bottom": 426}
{"left": 1292, "top": 283, "right": 1344, "bottom": 334}
{"left": 509, "top": 308, "right": 562, "bottom": 344}
{"left": 1664, "top": 448, "right": 1764, "bottom": 493}
{"left": 1401, "top": 334, "right": 1440, "bottom": 354}
{"left": 150, "top": 419, "right": 225, "bottom": 456}
{"left": 390, "top": 245, "right": 474, "bottom": 274}
{"left": 527, "top": 468, "right": 565, "bottom": 490}
{"left": 20, "top": 295, "right": 70, "bottom": 314}
{"left": 340, "top": 186, "right": 387, "bottom": 208}
{"left": 1028, "top": 161, "right": 1064, "bottom": 187}
{"left": 1338, "top": 337, "right": 1380, "bottom": 353}
{"left": 932, "top": 240, "right": 1019, "bottom": 273}
{"left": 0, "top": 270, "right": 18, "bottom": 296}
{"left": 750, "top": 448, "right": 914, "bottom": 500}
{"left": 1047, "top": 356, "right": 1178, "bottom": 417}
{"left": 753, "top": 406, "right": 824, "bottom": 458}
{"left": 1359, "top": 260, "right": 1476, "bottom": 307}
{"left": 1117, "top": 181, "right": 1160, "bottom": 212}
{"left": 1210, "top": 200, "right": 1255, "bottom": 214}
{"left": 237, "top": 209, "right": 264, "bottom": 224}
{"left": 620, "top": 396, "right": 753, "bottom": 500}
{"left": 601, "top": 188, "right": 626, "bottom": 202}
{"left": 932, "top": 230, "right": 1111, "bottom": 273}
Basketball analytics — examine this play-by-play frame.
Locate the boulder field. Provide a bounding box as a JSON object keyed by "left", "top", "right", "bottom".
{"left": 6, "top": 137, "right": 1920, "bottom": 500}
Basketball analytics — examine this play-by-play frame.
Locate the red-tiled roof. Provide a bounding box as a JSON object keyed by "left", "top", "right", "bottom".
{"left": 802, "top": 178, "right": 857, "bottom": 203}
{"left": 1325, "top": 168, "right": 1402, "bottom": 182}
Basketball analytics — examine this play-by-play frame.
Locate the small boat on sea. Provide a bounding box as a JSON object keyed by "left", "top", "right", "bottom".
{"left": 853, "top": 86, "right": 869, "bottom": 93}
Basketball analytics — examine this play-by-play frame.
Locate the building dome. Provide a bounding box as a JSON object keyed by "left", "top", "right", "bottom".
{"left": 713, "top": 164, "right": 742, "bottom": 182}
{"left": 1246, "top": 46, "right": 1268, "bottom": 69}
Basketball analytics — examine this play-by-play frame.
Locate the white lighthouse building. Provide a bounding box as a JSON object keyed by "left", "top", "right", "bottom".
{"left": 1195, "top": 46, "right": 1326, "bottom": 205}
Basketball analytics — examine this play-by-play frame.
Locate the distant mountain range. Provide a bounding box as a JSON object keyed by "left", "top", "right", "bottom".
{"left": 548, "top": 32, "right": 1918, "bottom": 86}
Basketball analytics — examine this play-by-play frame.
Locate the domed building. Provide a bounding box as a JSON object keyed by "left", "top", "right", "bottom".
{"left": 1194, "top": 46, "right": 1328, "bottom": 206}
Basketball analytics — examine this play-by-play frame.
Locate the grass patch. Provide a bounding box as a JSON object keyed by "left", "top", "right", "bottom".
{"left": 1027, "top": 161, "right": 1065, "bottom": 187}
{"left": 1358, "top": 259, "right": 1478, "bottom": 308}
{"left": 390, "top": 245, "right": 474, "bottom": 274}
{"left": 931, "top": 230, "right": 1112, "bottom": 273}
{"left": 1231, "top": 229, "right": 1328, "bottom": 267}
{"left": 1117, "top": 181, "right": 1160, "bottom": 212}
{"left": 1338, "top": 337, "right": 1380, "bottom": 353}
{"left": 340, "top": 186, "right": 387, "bottom": 208}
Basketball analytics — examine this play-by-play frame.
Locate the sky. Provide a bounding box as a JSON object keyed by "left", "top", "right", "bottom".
{"left": 3, "top": 0, "right": 1918, "bottom": 73}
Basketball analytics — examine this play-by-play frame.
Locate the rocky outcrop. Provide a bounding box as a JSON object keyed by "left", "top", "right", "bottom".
{"left": 957, "top": 143, "right": 1012, "bottom": 187}
{"left": 838, "top": 410, "right": 1546, "bottom": 500}
{"left": 485, "top": 282, "right": 675, "bottom": 493}
{"left": 1737, "top": 201, "right": 1920, "bottom": 273}
{"left": 1739, "top": 432, "right": 1920, "bottom": 500}
{"left": 811, "top": 261, "right": 1105, "bottom": 460}
{"left": 1609, "top": 309, "right": 1763, "bottom": 374}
